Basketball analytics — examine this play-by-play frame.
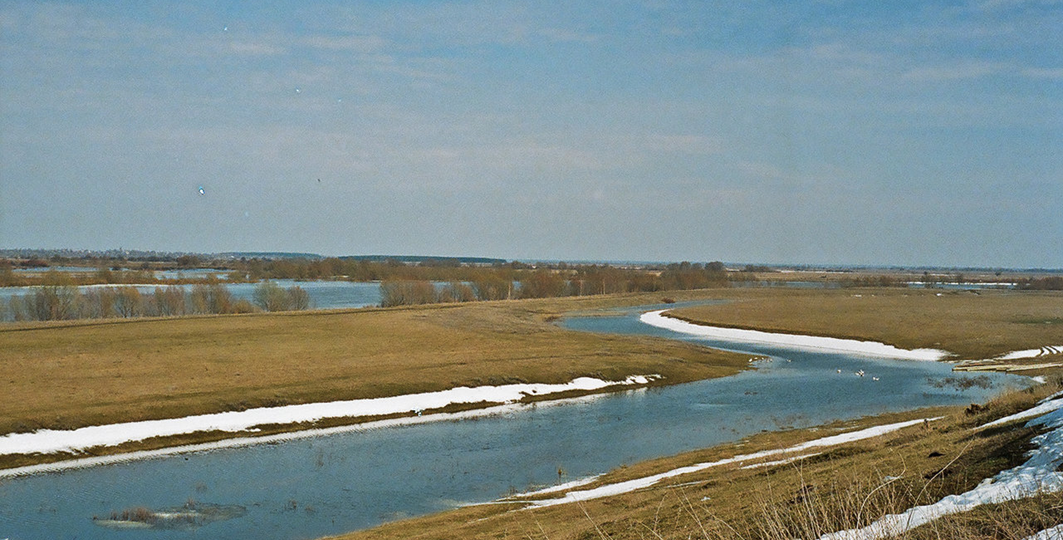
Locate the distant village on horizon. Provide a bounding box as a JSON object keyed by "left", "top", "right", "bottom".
{"left": 1, "top": 248, "right": 1061, "bottom": 274}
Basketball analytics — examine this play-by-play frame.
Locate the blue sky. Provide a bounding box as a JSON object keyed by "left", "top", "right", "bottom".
{"left": 1, "top": 1, "right": 1061, "bottom": 267}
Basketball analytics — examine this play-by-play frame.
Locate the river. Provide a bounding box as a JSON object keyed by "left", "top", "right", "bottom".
{"left": 0, "top": 303, "right": 1029, "bottom": 540}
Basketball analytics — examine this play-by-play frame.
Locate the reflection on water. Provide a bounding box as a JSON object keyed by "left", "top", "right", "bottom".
{"left": 0, "top": 306, "right": 1030, "bottom": 540}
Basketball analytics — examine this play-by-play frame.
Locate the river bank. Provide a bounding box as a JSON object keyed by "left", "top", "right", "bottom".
{"left": 0, "top": 375, "right": 662, "bottom": 475}
{"left": 335, "top": 382, "right": 1060, "bottom": 540}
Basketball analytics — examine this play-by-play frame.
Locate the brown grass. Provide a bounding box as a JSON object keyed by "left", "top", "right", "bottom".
{"left": 667, "top": 288, "right": 1063, "bottom": 360}
{"left": 0, "top": 290, "right": 750, "bottom": 440}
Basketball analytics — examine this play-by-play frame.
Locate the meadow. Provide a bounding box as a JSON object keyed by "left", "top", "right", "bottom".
{"left": 667, "top": 287, "right": 1063, "bottom": 360}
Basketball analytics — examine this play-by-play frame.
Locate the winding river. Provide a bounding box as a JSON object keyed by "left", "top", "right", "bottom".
{"left": 0, "top": 303, "right": 1029, "bottom": 540}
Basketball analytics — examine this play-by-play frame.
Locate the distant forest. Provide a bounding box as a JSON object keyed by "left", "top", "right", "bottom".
{"left": 2, "top": 254, "right": 1059, "bottom": 322}
{"left": 0, "top": 256, "right": 743, "bottom": 320}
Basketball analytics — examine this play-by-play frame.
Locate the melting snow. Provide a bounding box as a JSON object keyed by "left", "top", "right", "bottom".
{"left": 503, "top": 475, "right": 605, "bottom": 499}
{"left": 1024, "top": 524, "right": 1063, "bottom": 540}
{"left": 819, "top": 395, "right": 1063, "bottom": 540}
{"left": 1000, "top": 346, "right": 1063, "bottom": 361}
{"left": 0, "top": 375, "right": 659, "bottom": 459}
{"left": 0, "top": 393, "right": 623, "bottom": 478}
{"left": 640, "top": 311, "right": 947, "bottom": 361}
{"left": 522, "top": 418, "right": 933, "bottom": 508}
{"left": 740, "top": 453, "right": 822, "bottom": 470}
{"left": 981, "top": 397, "right": 1063, "bottom": 429}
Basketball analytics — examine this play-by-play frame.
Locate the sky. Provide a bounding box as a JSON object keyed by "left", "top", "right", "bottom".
{"left": 1, "top": 1, "right": 1061, "bottom": 267}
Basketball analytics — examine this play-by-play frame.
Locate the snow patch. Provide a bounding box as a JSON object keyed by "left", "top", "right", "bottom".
{"left": 820, "top": 399, "right": 1063, "bottom": 539}
{"left": 0, "top": 375, "right": 660, "bottom": 458}
{"left": 522, "top": 418, "right": 933, "bottom": 508}
{"left": 640, "top": 311, "right": 947, "bottom": 361}
{"left": 1024, "top": 524, "right": 1063, "bottom": 540}
{"left": 504, "top": 475, "right": 605, "bottom": 499}
{"left": 1000, "top": 346, "right": 1063, "bottom": 361}
{"left": 0, "top": 392, "right": 635, "bottom": 478}
{"left": 981, "top": 397, "right": 1063, "bottom": 429}
{"left": 740, "top": 453, "right": 821, "bottom": 470}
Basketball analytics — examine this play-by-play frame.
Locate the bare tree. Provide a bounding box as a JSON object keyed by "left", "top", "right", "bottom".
{"left": 287, "top": 285, "right": 311, "bottom": 310}
{"left": 438, "top": 282, "right": 475, "bottom": 303}
{"left": 114, "top": 287, "right": 143, "bottom": 318}
{"left": 153, "top": 286, "right": 186, "bottom": 316}
{"left": 380, "top": 280, "right": 438, "bottom": 306}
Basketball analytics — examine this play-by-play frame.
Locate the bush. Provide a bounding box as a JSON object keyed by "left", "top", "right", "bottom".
{"left": 253, "top": 281, "right": 290, "bottom": 311}
{"left": 380, "top": 280, "right": 438, "bottom": 307}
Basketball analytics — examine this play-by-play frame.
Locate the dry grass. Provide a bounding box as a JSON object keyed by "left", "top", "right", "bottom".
{"left": 668, "top": 288, "right": 1063, "bottom": 360}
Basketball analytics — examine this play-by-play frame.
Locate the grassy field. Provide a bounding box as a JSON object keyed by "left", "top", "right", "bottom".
{"left": 0, "top": 290, "right": 750, "bottom": 443}
{"left": 667, "top": 287, "right": 1063, "bottom": 360}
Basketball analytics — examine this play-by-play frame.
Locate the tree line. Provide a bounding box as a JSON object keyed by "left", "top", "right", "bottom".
{"left": 3, "top": 279, "right": 310, "bottom": 322}
{"left": 1017, "top": 276, "right": 1063, "bottom": 290}
{"left": 2, "top": 257, "right": 738, "bottom": 289}
{"left": 379, "top": 262, "right": 736, "bottom": 307}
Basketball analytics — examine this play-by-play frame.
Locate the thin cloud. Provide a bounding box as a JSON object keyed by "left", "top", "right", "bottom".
{"left": 301, "top": 34, "right": 387, "bottom": 52}
{"left": 976, "top": 0, "right": 1063, "bottom": 10}
{"left": 901, "top": 61, "right": 1007, "bottom": 81}
{"left": 643, "top": 134, "right": 724, "bottom": 155}
{"left": 228, "top": 41, "right": 286, "bottom": 55}
{"left": 1023, "top": 67, "right": 1063, "bottom": 79}
{"left": 538, "top": 27, "right": 600, "bottom": 44}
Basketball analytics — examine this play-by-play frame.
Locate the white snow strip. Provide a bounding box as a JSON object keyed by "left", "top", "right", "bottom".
{"left": 982, "top": 397, "right": 1063, "bottom": 429}
{"left": 1024, "top": 524, "right": 1063, "bottom": 540}
{"left": 820, "top": 402, "right": 1063, "bottom": 539}
{"left": 522, "top": 418, "right": 933, "bottom": 508}
{"left": 906, "top": 282, "right": 1017, "bottom": 287}
{"left": 503, "top": 475, "right": 605, "bottom": 499}
{"left": 741, "top": 453, "right": 822, "bottom": 470}
{"left": 640, "top": 311, "right": 947, "bottom": 361}
{"left": 0, "top": 391, "right": 625, "bottom": 478}
{"left": 1000, "top": 346, "right": 1063, "bottom": 361}
{"left": 0, "top": 375, "right": 659, "bottom": 458}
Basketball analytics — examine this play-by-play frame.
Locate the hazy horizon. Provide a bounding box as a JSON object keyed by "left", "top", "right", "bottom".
{"left": 2, "top": 2, "right": 1061, "bottom": 268}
